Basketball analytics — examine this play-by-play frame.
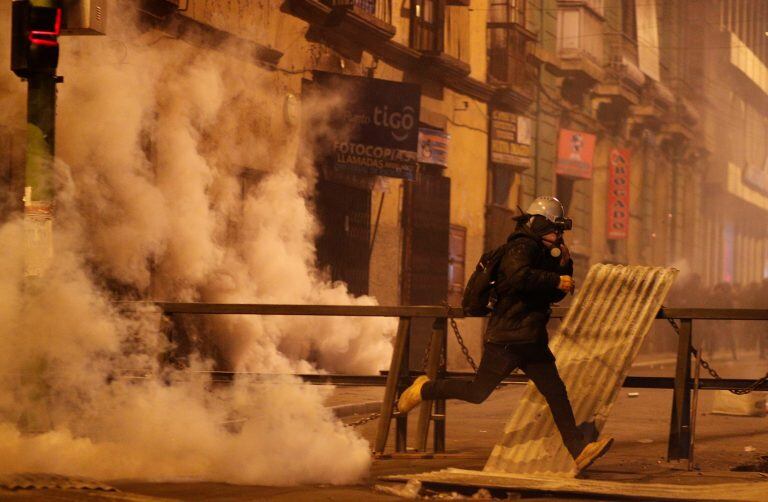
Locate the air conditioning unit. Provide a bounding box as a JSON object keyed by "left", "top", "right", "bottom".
{"left": 61, "top": 0, "right": 107, "bottom": 35}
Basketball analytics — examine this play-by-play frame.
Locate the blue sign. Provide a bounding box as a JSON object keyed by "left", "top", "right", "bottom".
{"left": 310, "top": 72, "right": 421, "bottom": 180}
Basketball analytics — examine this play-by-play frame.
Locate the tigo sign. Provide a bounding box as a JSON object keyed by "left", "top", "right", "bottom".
{"left": 310, "top": 72, "right": 420, "bottom": 180}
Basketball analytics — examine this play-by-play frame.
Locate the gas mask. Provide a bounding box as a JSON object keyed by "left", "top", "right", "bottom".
{"left": 549, "top": 217, "right": 571, "bottom": 258}
{"left": 549, "top": 232, "right": 564, "bottom": 259}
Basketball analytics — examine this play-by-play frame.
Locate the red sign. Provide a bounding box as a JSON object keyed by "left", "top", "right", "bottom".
{"left": 556, "top": 129, "right": 596, "bottom": 179}
{"left": 607, "top": 149, "right": 631, "bottom": 239}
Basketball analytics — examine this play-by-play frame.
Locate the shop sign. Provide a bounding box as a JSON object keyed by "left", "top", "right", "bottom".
{"left": 312, "top": 72, "right": 420, "bottom": 180}
{"left": 607, "top": 149, "right": 631, "bottom": 240}
{"left": 556, "top": 128, "right": 596, "bottom": 179}
{"left": 490, "top": 109, "right": 532, "bottom": 168}
{"left": 418, "top": 128, "right": 449, "bottom": 166}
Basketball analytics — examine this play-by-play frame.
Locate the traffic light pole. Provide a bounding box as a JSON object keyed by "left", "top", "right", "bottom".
{"left": 14, "top": 0, "right": 62, "bottom": 277}
{"left": 26, "top": 71, "right": 57, "bottom": 205}
{"left": 10, "top": 1, "right": 61, "bottom": 432}
{"left": 23, "top": 71, "right": 58, "bottom": 277}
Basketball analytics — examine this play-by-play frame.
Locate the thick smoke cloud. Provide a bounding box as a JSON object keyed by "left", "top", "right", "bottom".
{"left": 0, "top": 3, "right": 394, "bottom": 484}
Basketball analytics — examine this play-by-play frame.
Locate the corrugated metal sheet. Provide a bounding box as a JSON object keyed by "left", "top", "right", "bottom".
{"left": 382, "top": 469, "right": 768, "bottom": 501}
{"left": 0, "top": 473, "right": 117, "bottom": 491}
{"left": 485, "top": 264, "right": 678, "bottom": 476}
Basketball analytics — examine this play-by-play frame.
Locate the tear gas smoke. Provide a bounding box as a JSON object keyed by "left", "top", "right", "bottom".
{"left": 0, "top": 4, "right": 394, "bottom": 484}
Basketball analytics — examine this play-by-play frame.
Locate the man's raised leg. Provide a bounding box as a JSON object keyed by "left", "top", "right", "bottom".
{"left": 398, "top": 343, "right": 518, "bottom": 413}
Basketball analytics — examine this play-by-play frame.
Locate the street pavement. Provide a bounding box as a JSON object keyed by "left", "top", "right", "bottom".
{"left": 3, "top": 353, "right": 768, "bottom": 500}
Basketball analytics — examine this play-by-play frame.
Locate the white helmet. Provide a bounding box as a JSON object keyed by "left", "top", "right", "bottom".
{"left": 527, "top": 196, "right": 564, "bottom": 223}
{"left": 526, "top": 196, "right": 572, "bottom": 231}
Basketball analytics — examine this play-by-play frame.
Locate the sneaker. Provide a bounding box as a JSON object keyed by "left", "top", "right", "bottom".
{"left": 397, "top": 375, "right": 430, "bottom": 414}
{"left": 574, "top": 437, "right": 614, "bottom": 472}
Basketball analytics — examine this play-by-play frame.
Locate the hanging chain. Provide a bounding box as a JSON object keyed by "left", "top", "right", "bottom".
{"left": 421, "top": 331, "right": 433, "bottom": 372}
{"left": 449, "top": 317, "right": 479, "bottom": 373}
{"left": 665, "top": 315, "right": 768, "bottom": 395}
{"left": 344, "top": 412, "right": 381, "bottom": 428}
{"left": 421, "top": 316, "right": 477, "bottom": 373}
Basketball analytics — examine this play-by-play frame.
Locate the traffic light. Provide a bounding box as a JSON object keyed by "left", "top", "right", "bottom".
{"left": 11, "top": 0, "right": 62, "bottom": 78}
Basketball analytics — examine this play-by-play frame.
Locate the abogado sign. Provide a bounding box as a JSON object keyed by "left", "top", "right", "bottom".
{"left": 312, "top": 72, "right": 420, "bottom": 180}
{"left": 607, "top": 149, "right": 631, "bottom": 240}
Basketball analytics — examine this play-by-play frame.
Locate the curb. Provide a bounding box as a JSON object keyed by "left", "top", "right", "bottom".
{"left": 632, "top": 357, "right": 677, "bottom": 368}
{"left": 330, "top": 401, "right": 382, "bottom": 418}
{"left": 631, "top": 351, "right": 755, "bottom": 369}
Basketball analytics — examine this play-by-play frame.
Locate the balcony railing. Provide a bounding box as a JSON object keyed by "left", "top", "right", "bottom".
{"left": 329, "top": 0, "right": 392, "bottom": 24}
{"left": 487, "top": 23, "right": 535, "bottom": 92}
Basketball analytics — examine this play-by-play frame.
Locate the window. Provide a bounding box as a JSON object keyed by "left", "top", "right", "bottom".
{"left": 621, "top": 0, "right": 637, "bottom": 42}
{"left": 635, "top": 0, "right": 659, "bottom": 80}
{"left": 411, "top": 0, "right": 444, "bottom": 52}
{"left": 557, "top": 5, "right": 605, "bottom": 65}
{"left": 487, "top": 0, "right": 534, "bottom": 87}
{"left": 489, "top": 0, "right": 524, "bottom": 26}
{"left": 490, "top": 164, "right": 518, "bottom": 207}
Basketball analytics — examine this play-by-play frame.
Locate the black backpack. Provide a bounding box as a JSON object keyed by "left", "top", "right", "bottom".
{"left": 461, "top": 241, "right": 512, "bottom": 315}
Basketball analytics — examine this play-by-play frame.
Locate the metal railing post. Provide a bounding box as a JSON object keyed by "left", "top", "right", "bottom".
{"left": 667, "top": 318, "right": 693, "bottom": 461}
{"left": 395, "top": 331, "right": 410, "bottom": 452}
{"left": 433, "top": 319, "right": 448, "bottom": 453}
{"left": 374, "top": 316, "right": 411, "bottom": 454}
{"left": 415, "top": 317, "right": 446, "bottom": 451}
{"left": 688, "top": 348, "right": 702, "bottom": 470}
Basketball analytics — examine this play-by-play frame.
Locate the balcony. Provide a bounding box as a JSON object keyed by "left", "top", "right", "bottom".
{"left": 556, "top": 3, "right": 605, "bottom": 83}
{"left": 327, "top": 0, "right": 392, "bottom": 24}
{"left": 487, "top": 23, "right": 536, "bottom": 106}
{"left": 594, "top": 53, "right": 644, "bottom": 107}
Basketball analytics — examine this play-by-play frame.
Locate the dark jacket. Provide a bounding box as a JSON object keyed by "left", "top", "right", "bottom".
{"left": 485, "top": 229, "right": 573, "bottom": 344}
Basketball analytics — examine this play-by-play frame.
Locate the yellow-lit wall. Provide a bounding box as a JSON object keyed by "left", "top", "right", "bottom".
{"left": 175, "top": 0, "right": 495, "bottom": 367}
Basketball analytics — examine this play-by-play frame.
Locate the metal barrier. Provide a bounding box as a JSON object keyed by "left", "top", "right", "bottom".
{"left": 657, "top": 308, "right": 768, "bottom": 465}
{"left": 153, "top": 303, "right": 458, "bottom": 455}
{"left": 150, "top": 302, "right": 768, "bottom": 462}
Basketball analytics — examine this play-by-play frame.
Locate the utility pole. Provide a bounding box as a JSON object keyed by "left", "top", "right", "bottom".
{"left": 9, "top": 0, "right": 61, "bottom": 434}
{"left": 11, "top": 0, "right": 62, "bottom": 277}
{"left": 10, "top": 0, "right": 107, "bottom": 277}
{"left": 10, "top": 1, "right": 106, "bottom": 432}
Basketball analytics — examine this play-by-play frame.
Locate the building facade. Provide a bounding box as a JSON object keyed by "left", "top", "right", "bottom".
{"left": 1, "top": 0, "right": 766, "bottom": 364}
{"left": 692, "top": 1, "right": 768, "bottom": 287}
{"left": 137, "top": 0, "right": 497, "bottom": 366}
